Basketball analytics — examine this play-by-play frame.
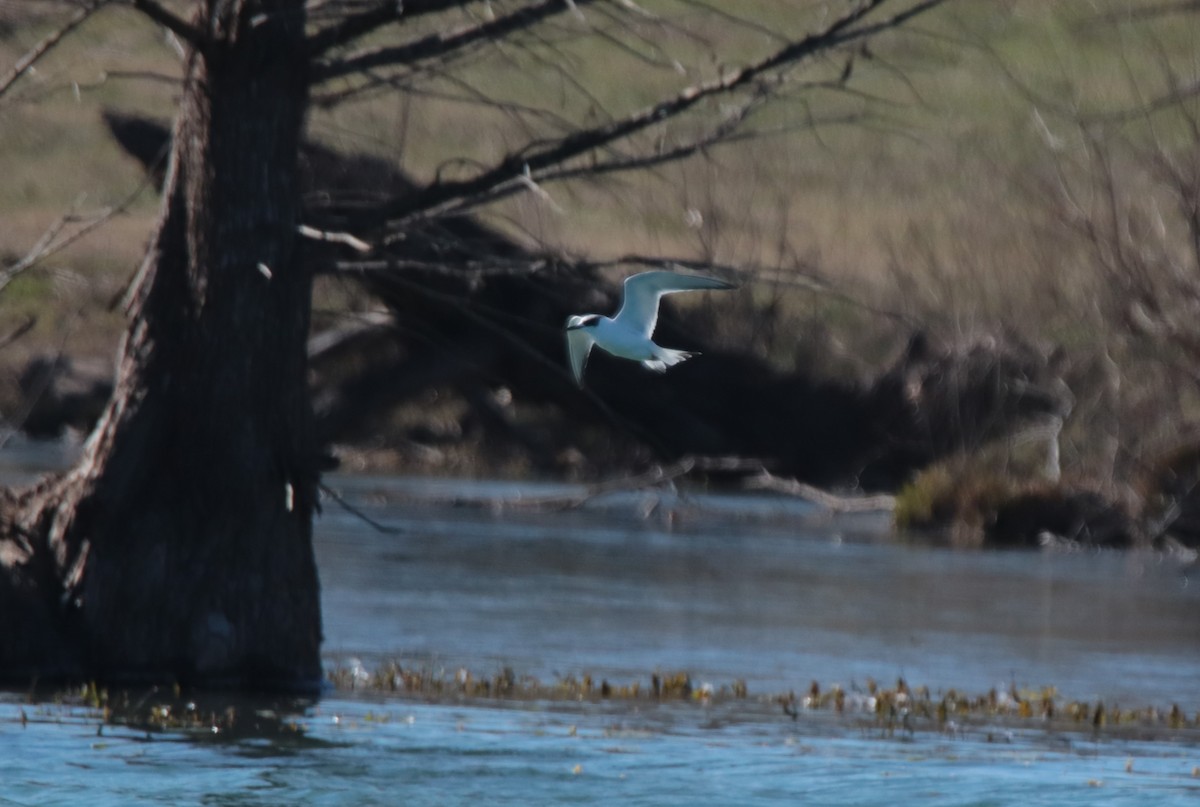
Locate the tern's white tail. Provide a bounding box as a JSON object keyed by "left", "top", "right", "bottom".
{"left": 642, "top": 348, "right": 698, "bottom": 373}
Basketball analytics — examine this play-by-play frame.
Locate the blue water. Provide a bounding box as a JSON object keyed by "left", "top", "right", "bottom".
{"left": 1, "top": 445, "right": 1199, "bottom": 804}
{"left": 317, "top": 475, "right": 1200, "bottom": 706}
{"left": 3, "top": 695, "right": 1198, "bottom": 805}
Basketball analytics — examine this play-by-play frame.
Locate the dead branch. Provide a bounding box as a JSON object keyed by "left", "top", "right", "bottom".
{"left": 328, "top": 248, "right": 914, "bottom": 326}
{"left": 579, "top": 255, "right": 918, "bottom": 327}
{"left": 1087, "top": 0, "right": 1200, "bottom": 25}
{"left": 0, "top": 0, "right": 110, "bottom": 102}
{"left": 330, "top": 256, "right": 550, "bottom": 278}
{"left": 523, "top": 457, "right": 701, "bottom": 509}
{"left": 297, "top": 223, "right": 373, "bottom": 253}
{"left": 312, "top": 0, "right": 600, "bottom": 83}
{"left": 0, "top": 165, "right": 162, "bottom": 296}
{"left": 0, "top": 317, "right": 36, "bottom": 352}
{"left": 347, "top": 456, "right": 755, "bottom": 511}
{"left": 318, "top": 481, "right": 405, "bottom": 534}
{"left": 322, "top": 456, "right": 889, "bottom": 517}
{"left": 0, "top": 204, "right": 77, "bottom": 296}
{"left": 745, "top": 471, "right": 897, "bottom": 513}
{"left": 126, "top": 0, "right": 207, "bottom": 48}
{"left": 360, "top": 0, "right": 945, "bottom": 231}
{"left": 439, "top": 99, "right": 874, "bottom": 220}
{"left": 306, "top": 0, "right": 466, "bottom": 57}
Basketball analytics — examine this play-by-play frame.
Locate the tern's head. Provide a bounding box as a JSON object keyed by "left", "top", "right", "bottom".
{"left": 566, "top": 314, "right": 600, "bottom": 331}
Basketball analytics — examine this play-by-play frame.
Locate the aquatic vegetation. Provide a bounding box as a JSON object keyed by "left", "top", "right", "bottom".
{"left": 322, "top": 661, "right": 1200, "bottom": 742}
{"left": 13, "top": 681, "right": 314, "bottom": 741}
{"left": 325, "top": 661, "right": 723, "bottom": 704}
{"left": 7, "top": 667, "right": 1197, "bottom": 751}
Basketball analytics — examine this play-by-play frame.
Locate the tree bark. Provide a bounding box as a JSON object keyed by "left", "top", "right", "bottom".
{"left": 1, "top": 0, "right": 321, "bottom": 689}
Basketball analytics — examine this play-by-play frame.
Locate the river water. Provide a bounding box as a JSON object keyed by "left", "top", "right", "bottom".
{"left": 1, "top": 442, "right": 1198, "bottom": 805}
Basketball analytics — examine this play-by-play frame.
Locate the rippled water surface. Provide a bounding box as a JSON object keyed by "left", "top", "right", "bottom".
{"left": 318, "top": 475, "right": 1198, "bottom": 706}
{"left": 1, "top": 444, "right": 1198, "bottom": 805}
{"left": 4, "top": 693, "right": 1200, "bottom": 806}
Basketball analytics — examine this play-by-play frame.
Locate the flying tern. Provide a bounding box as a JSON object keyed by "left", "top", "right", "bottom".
{"left": 565, "top": 269, "right": 735, "bottom": 386}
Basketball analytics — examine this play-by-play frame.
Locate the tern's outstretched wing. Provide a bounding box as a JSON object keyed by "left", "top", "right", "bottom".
{"left": 613, "top": 270, "right": 734, "bottom": 337}
{"left": 566, "top": 327, "right": 597, "bottom": 386}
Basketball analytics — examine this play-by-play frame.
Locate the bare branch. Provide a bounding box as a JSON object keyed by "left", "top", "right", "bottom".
{"left": 0, "top": 316, "right": 37, "bottom": 353}
{"left": 330, "top": 250, "right": 916, "bottom": 327}
{"left": 3, "top": 69, "right": 182, "bottom": 111}
{"left": 0, "top": 166, "right": 163, "bottom": 296}
{"left": 745, "top": 470, "right": 896, "bottom": 512}
{"left": 973, "top": 4, "right": 1200, "bottom": 127}
{"left": 581, "top": 255, "right": 916, "bottom": 326}
{"left": 0, "top": 0, "right": 110, "bottom": 102}
{"left": 313, "top": 0, "right": 601, "bottom": 83}
{"left": 365, "top": 0, "right": 945, "bottom": 229}
{"left": 1085, "top": 0, "right": 1200, "bottom": 25}
{"left": 435, "top": 88, "right": 866, "bottom": 214}
{"left": 306, "top": 0, "right": 467, "bottom": 57}
{"left": 318, "top": 482, "right": 405, "bottom": 534}
{"left": 1078, "top": 78, "right": 1200, "bottom": 125}
{"left": 298, "top": 223, "right": 373, "bottom": 253}
{"left": 422, "top": 456, "right": 703, "bottom": 511}
{"left": 673, "top": 0, "right": 791, "bottom": 44}
{"left": 127, "top": 0, "right": 207, "bottom": 48}
{"left": 0, "top": 207, "right": 76, "bottom": 295}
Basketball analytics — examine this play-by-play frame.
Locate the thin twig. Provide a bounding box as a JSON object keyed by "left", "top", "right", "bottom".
{"left": 745, "top": 471, "right": 896, "bottom": 513}
{"left": 312, "top": 0, "right": 602, "bottom": 82}
{"left": 306, "top": 0, "right": 465, "bottom": 57}
{"left": 0, "top": 199, "right": 80, "bottom": 295}
{"left": 1, "top": 161, "right": 163, "bottom": 296}
{"left": 329, "top": 456, "right": 872, "bottom": 517}
{"left": 0, "top": 0, "right": 110, "bottom": 102}
{"left": 330, "top": 250, "right": 914, "bottom": 327}
{"left": 433, "top": 101, "right": 878, "bottom": 221}
{"left": 365, "top": 0, "right": 945, "bottom": 230}
{"left": 0, "top": 316, "right": 36, "bottom": 352}
{"left": 319, "top": 482, "right": 406, "bottom": 534}
{"left": 298, "top": 223, "right": 373, "bottom": 253}
{"left": 128, "top": 0, "right": 207, "bottom": 48}
{"left": 352, "top": 456, "right": 721, "bottom": 511}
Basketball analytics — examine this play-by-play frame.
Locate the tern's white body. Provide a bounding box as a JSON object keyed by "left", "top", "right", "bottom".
{"left": 565, "top": 270, "right": 734, "bottom": 386}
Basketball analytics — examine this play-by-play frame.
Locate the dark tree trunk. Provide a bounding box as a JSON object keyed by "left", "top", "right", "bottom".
{"left": 0, "top": 0, "right": 321, "bottom": 689}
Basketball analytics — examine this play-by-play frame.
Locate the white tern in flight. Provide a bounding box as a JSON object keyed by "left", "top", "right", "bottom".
{"left": 565, "top": 269, "right": 735, "bottom": 386}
